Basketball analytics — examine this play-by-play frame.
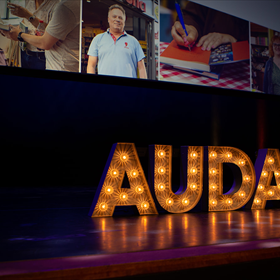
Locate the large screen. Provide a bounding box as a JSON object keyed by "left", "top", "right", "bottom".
{"left": 0, "top": 0, "right": 279, "bottom": 95}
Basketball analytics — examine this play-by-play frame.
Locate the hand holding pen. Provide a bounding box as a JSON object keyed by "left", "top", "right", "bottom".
{"left": 172, "top": 2, "right": 198, "bottom": 50}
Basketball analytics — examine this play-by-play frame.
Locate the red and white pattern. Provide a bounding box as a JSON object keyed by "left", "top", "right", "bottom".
{"left": 159, "top": 42, "right": 251, "bottom": 91}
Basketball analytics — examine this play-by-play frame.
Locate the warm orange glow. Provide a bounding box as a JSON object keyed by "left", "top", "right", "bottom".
{"left": 182, "top": 198, "right": 189, "bottom": 205}
{"left": 190, "top": 183, "right": 197, "bottom": 190}
{"left": 105, "top": 186, "right": 113, "bottom": 194}
{"left": 190, "top": 151, "right": 198, "bottom": 159}
{"left": 225, "top": 152, "right": 232, "bottom": 159}
{"left": 111, "top": 169, "right": 119, "bottom": 178}
{"left": 254, "top": 198, "right": 261, "bottom": 205}
{"left": 157, "top": 183, "right": 165, "bottom": 191}
{"left": 267, "top": 189, "right": 274, "bottom": 196}
{"left": 120, "top": 154, "right": 129, "bottom": 162}
{"left": 130, "top": 169, "right": 139, "bottom": 178}
{"left": 238, "top": 159, "right": 246, "bottom": 166}
{"left": 209, "top": 151, "right": 217, "bottom": 159}
{"left": 275, "top": 171, "right": 280, "bottom": 177}
{"left": 261, "top": 171, "right": 268, "bottom": 177}
{"left": 166, "top": 198, "right": 174, "bottom": 206}
{"left": 243, "top": 175, "right": 251, "bottom": 182}
{"left": 135, "top": 186, "right": 144, "bottom": 194}
{"left": 99, "top": 202, "right": 108, "bottom": 211}
{"left": 210, "top": 199, "right": 217, "bottom": 206}
{"left": 189, "top": 167, "right": 197, "bottom": 175}
{"left": 209, "top": 168, "right": 217, "bottom": 175}
{"left": 258, "top": 184, "right": 264, "bottom": 191}
{"left": 158, "top": 166, "right": 166, "bottom": 174}
{"left": 141, "top": 201, "right": 149, "bottom": 210}
{"left": 210, "top": 184, "right": 217, "bottom": 191}
{"left": 120, "top": 193, "right": 128, "bottom": 201}
{"left": 157, "top": 150, "right": 165, "bottom": 158}
{"left": 226, "top": 198, "right": 233, "bottom": 205}
{"left": 267, "top": 157, "right": 274, "bottom": 164}
{"left": 239, "top": 191, "right": 246, "bottom": 197}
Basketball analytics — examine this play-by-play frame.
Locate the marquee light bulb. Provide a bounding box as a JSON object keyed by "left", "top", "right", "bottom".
{"left": 166, "top": 198, "right": 174, "bottom": 206}
{"left": 135, "top": 185, "right": 144, "bottom": 194}
{"left": 267, "top": 157, "right": 274, "bottom": 164}
{"left": 243, "top": 175, "right": 251, "bottom": 182}
{"left": 209, "top": 168, "right": 217, "bottom": 175}
{"left": 182, "top": 198, "right": 189, "bottom": 205}
{"left": 209, "top": 151, "right": 217, "bottom": 159}
{"left": 157, "top": 150, "right": 165, "bottom": 158}
{"left": 210, "top": 184, "right": 217, "bottom": 191}
{"left": 254, "top": 198, "right": 261, "bottom": 205}
{"left": 141, "top": 201, "right": 149, "bottom": 210}
{"left": 190, "top": 151, "right": 198, "bottom": 159}
{"left": 158, "top": 166, "right": 166, "bottom": 175}
{"left": 111, "top": 169, "right": 119, "bottom": 178}
{"left": 120, "top": 193, "right": 128, "bottom": 201}
{"left": 120, "top": 154, "right": 128, "bottom": 162}
{"left": 226, "top": 198, "right": 233, "bottom": 205}
{"left": 239, "top": 191, "right": 246, "bottom": 197}
{"left": 130, "top": 169, "right": 139, "bottom": 178}
{"left": 157, "top": 183, "right": 165, "bottom": 191}
{"left": 267, "top": 189, "right": 274, "bottom": 196}
{"left": 258, "top": 184, "right": 264, "bottom": 191}
{"left": 275, "top": 171, "right": 280, "bottom": 177}
{"left": 210, "top": 199, "right": 217, "bottom": 206}
{"left": 261, "top": 171, "right": 268, "bottom": 177}
{"left": 225, "top": 152, "right": 232, "bottom": 159}
{"left": 99, "top": 202, "right": 107, "bottom": 211}
{"left": 190, "top": 183, "right": 197, "bottom": 190}
{"left": 238, "top": 159, "right": 246, "bottom": 166}
{"left": 189, "top": 167, "right": 197, "bottom": 175}
{"left": 105, "top": 186, "right": 113, "bottom": 194}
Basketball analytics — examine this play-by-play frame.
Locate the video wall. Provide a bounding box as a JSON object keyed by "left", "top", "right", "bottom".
{"left": 0, "top": 0, "right": 279, "bottom": 94}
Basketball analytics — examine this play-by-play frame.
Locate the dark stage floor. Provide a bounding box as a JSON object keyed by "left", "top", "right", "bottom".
{"left": 1, "top": 186, "right": 280, "bottom": 279}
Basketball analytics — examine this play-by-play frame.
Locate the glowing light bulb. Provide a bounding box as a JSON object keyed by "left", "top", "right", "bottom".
{"left": 210, "top": 184, "right": 217, "bottom": 191}
{"left": 275, "top": 171, "right": 280, "bottom": 177}
{"left": 189, "top": 167, "right": 197, "bottom": 175}
{"left": 209, "top": 168, "right": 217, "bottom": 175}
{"left": 238, "top": 159, "right": 246, "bottom": 166}
{"left": 243, "top": 175, "right": 251, "bottom": 182}
{"left": 209, "top": 151, "right": 217, "bottom": 159}
{"left": 99, "top": 202, "right": 107, "bottom": 211}
{"left": 190, "top": 183, "right": 197, "bottom": 190}
{"left": 226, "top": 198, "right": 233, "bottom": 205}
{"left": 120, "top": 154, "right": 128, "bottom": 162}
{"left": 261, "top": 171, "right": 268, "bottom": 177}
{"left": 157, "top": 183, "right": 165, "bottom": 191}
{"left": 105, "top": 186, "right": 113, "bottom": 194}
{"left": 190, "top": 151, "right": 198, "bottom": 159}
{"left": 225, "top": 152, "right": 232, "bottom": 159}
{"left": 267, "top": 157, "right": 274, "bottom": 164}
{"left": 157, "top": 150, "right": 165, "bottom": 158}
{"left": 210, "top": 199, "right": 217, "bottom": 206}
{"left": 239, "top": 191, "right": 246, "bottom": 197}
{"left": 182, "top": 198, "right": 189, "bottom": 205}
{"left": 166, "top": 198, "right": 174, "bottom": 206}
{"left": 267, "top": 189, "right": 274, "bottom": 196}
{"left": 258, "top": 184, "right": 264, "bottom": 191}
{"left": 111, "top": 169, "right": 119, "bottom": 178}
{"left": 135, "top": 185, "right": 144, "bottom": 194}
{"left": 158, "top": 166, "right": 166, "bottom": 175}
{"left": 254, "top": 198, "right": 261, "bottom": 205}
{"left": 141, "top": 201, "right": 149, "bottom": 210}
{"left": 120, "top": 193, "right": 128, "bottom": 201}
{"left": 130, "top": 170, "right": 138, "bottom": 178}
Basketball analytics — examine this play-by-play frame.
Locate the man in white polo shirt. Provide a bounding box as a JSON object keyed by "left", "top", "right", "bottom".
{"left": 87, "top": 4, "right": 147, "bottom": 79}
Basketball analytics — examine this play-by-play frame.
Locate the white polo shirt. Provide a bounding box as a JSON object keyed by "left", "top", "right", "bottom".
{"left": 88, "top": 29, "right": 145, "bottom": 78}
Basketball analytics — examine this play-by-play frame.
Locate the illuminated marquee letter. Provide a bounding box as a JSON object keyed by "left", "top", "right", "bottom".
{"left": 252, "top": 149, "right": 280, "bottom": 209}
{"left": 208, "top": 147, "right": 256, "bottom": 211}
{"left": 150, "top": 145, "right": 204, "bottom": 213}
{"left": 88, "top": 143, "right": 158, "bottom": 217}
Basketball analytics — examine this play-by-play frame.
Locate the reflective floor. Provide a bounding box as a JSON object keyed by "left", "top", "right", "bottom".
{"left": 1, "top": 186, "right": 280, "bottom": 262}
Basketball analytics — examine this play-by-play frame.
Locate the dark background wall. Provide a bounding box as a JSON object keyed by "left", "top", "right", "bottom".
{"left": 0, "top": 67, "right": 279, "bottom": 190}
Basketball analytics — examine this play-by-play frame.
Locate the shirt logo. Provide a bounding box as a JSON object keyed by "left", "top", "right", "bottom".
{"left": 124, "top": 42, "right": 129, "bottom": 49}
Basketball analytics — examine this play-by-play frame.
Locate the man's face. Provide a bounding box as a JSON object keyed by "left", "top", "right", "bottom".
{"left": 108, "top": 8, "right": 125, "bottom": 33}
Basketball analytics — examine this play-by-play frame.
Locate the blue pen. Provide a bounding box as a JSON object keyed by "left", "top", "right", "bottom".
{"left": 175, "top": 1, "right": 191, "bottom": 51}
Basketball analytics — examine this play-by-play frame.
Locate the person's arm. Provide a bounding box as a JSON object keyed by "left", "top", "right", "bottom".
{"left": 3, "top": 25, "right": 58, "bottom": 50}
{"left": 87, "top": 56, "right": 98, "bottom": 74}
{"left": 7, "top": 3, "right": 47, "bottom": 29}
{"left": 137, "top": 59, "right": 147, "bottom": 79}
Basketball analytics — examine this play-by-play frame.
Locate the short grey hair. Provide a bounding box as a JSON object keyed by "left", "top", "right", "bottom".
{"left": 108, "top": 4, "right": 125, "bottom": 17}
